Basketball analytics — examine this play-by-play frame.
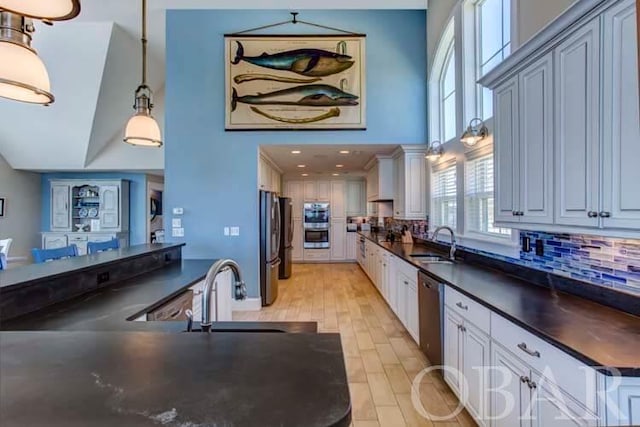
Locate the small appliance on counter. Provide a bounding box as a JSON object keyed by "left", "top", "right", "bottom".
{"left": 346, "top": 223, "right": 358, "bottom": 232}
{"left": 360, "top": 223, "right": 371, "bottom": 232}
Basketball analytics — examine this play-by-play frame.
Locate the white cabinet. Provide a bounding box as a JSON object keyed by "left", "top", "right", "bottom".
{"left": 286, "top": 181, "right": 304, "bottom": 219}
{"left": 331, "top": 181, "right": 346, "bottom": 219}
{"left": 392, "top": 147, "right": 428, "bottom": 220}
{"left": 99, "top": 185, "right": 120, "bottom": 230}
{"left": 604, "top": 376, "right": 640, "bottom": 426}
{"left": 258, "top": 155, "right": 282, "bottom": 193}
{"left": 43, "top": 234, "right": 68, "bottom": 249}
{"left": 51, "top": 184, "right": 71, "bottom": 231}
{"left": 443, "top": 307, "right": 464, "bottom": 396}
{"left": 491, "top": 343, "right": 535, "bottom": 427}
{"left": 554, "top": 18, "right": 601, "bottom": 228}
{"left": 391, "top": 257, "right": 419, "bottom": 344}
{"left": 346, "top": 232, "right": 357, "bottom": 261}
{"left": 303, "top": 181, "right": 316, "bottom": 201}
{"left": 292, "top": 219, "right": 303, "bottom": 261}
{"left": 303, "top": 180, "right": 330, "bottom": 202}
{"left": 346, "top": 180, "right": 366, "bottom": 217}
{"left": 601, "top": 0, "right": 640, "bottom": 229}
{"left": 366, "top": 157, "right": 394, "bottom": 202}
{"left": 317, "top": 181, "right": 330, "bottom": 202}
{"left": 330, "top": 219, "right": 346, "bottom": 261}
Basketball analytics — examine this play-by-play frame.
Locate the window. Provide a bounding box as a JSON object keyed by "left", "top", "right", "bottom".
{"left": 429, "top": 19, "right": 456, "bottom": 144}
{"left": 431, "top": 164, "right": 457, "bottom": 229}
{"left": 441, "top": 42, "right": 457, "bottom": 142}
{"left": 465, "top": 154, "right": 511, "bottom": 237}
{"left": 475, "top": 0, "right": 511, "bottom": 118}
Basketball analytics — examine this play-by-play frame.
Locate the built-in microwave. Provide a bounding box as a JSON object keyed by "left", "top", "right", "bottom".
{"left": 303, "top": 203, "right": 330, "bottom": 226}
{"left": 304, "top": 228, "right": 330, "bottom": 249}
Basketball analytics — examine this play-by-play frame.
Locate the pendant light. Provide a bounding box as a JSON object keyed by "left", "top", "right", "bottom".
{"left": 460, "top": 118, "right": 489, "bottom": 148}
{"left": 123, "top": 0, "right": 162, "bottom": 147}
{"left": 0, "top": 1, "right": 80, "bottom": 105}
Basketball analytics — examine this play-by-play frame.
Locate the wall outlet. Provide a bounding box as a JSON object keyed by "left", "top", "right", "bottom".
{"left": 172, "top": 228, "right": 185, "bottom": 238}
{"left": 224, "top": 227, "right": 230, "bottom": 236}
{"left": 535, "top": 239, "right": 545, "bottom": 257}
{"left": 522, "top": 236, "right": 531, "bottom": 253}
{"left": 173, "top": 207, "right": 184, "bottom": 215}
{"left": 230, "top": 227, "right": 240, "bottom": 236}
{"left": 172, "top": 218, "right": 182, "bottom": 228}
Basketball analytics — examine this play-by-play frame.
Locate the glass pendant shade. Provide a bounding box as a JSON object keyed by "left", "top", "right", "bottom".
{"left": 425, "top": 141, "right": 444, "bottom": 161}
{"left": 0, "top": 0, "right": 80, "bottom": 21}
{"left": 460, "top": 118, "right": 489, "bottom": 148}
{"left": 0, "top": 41, "right": 53, "bottom": 104}
{"left": 124, "top": 112, "right": 162, "bottom": 147}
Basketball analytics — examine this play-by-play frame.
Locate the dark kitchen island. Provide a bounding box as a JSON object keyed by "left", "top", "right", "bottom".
{"left": 0, "top": 244, "right": 351, "bottom": 427}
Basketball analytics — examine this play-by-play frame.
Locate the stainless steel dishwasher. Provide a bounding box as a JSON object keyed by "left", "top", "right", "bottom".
{"left": 418, "top": 271, "right": 443, "bottom": 366}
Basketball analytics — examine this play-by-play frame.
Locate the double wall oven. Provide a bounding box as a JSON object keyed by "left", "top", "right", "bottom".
{"left": 303, "top": 202, "right": 330, "bottom": 249}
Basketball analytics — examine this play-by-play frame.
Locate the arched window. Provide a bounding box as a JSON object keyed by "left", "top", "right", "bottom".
{"left": 429, "top": 19, "right": 456, "bottom": 144}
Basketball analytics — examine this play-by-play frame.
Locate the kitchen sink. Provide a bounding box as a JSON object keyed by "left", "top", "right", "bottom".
{"left": 410, "top": 253, "right": 454, "bottom": 265}
{"left": 184, "top": 328, "right": 287, "bottom": 333}
{"left": 410, "top": 252, "right": 445, "bottom": 258}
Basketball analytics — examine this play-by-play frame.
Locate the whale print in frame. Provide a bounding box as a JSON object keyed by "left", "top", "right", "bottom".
{"left": 225, "top": 35, "right": 366, "bottom": 130}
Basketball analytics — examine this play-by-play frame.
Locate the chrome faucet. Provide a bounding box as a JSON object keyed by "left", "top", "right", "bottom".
{"left": 431, "top": 226, "right": 457, "bottom": 261}
{"left": 200, "top": 259, "right": 247, "bottom": 332}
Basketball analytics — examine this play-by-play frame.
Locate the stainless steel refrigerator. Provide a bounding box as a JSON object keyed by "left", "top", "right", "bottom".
{"left": 259, "top": 191, "right": 280, "bottom": 306}
{"left": 278, "top": 197, "right": 293, "bottom": 279}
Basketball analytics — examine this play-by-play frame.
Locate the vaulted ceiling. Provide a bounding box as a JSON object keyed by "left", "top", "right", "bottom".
{"left": 0, "top": 0, "right": 427, "bottom": 172}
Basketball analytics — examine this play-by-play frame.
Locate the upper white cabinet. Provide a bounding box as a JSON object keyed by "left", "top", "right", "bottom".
{"left": 258, "top": 154, "right": 282, "bottom": 194}
{"left": 345, "top": 180, "right": 366, "bottom": 217}
{"left": 331, "top": 181, "right": 346, "bottom": 219}
{"left": 286, "top": 181, "right": 304, "bottom": 219}
{"left": 481, "top": 0, "right": 640, "bottom": 235}
{"left": 601, "top": 0, "right": 640, "bottom": 229}
{"left": 554, "top": 18, "right": 601, "bottom": 228}
{"left": 51, "top": 184, "right": 71, "bottom": 231}
{"left": 304, "top": 180, "right": 330, "bottom": 202}
{"left": 48, "top": 180, "right": 129, "bottom": 233}
{"left": 365, "top": 156, "right": 394, "bottom": 202}
{"left": 392, "top": 146, "right": 428, "bottom": 220}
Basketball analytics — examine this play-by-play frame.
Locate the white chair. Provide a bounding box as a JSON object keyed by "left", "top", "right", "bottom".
{"left": 0, "top": 238, "right": 12, "bottom": 259}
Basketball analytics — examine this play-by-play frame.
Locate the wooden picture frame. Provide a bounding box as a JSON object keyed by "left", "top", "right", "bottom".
{"left": 224, "top": 34, "right": 366, "bottom": 131}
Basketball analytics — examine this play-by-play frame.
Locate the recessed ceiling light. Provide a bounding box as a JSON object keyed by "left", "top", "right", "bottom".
{"left": 297, "top": 164, "right": 306, "bottom": 168}
{"left": 332, "top": 173, "right": 340, "bottom": 176}
{"left": 339, "top": 150, "right": 350, "bottom": 154}
{"left": 336, "top": 164, "right": 344, "bottom": 168}
{"left": 291, "top": 150, "right": 301, "bottom": 154}
{"left": 301, "top": 173, "right": 309, "bottom": 177}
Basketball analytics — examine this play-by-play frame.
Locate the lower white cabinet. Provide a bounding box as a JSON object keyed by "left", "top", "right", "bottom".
{"left": 292, "top": 219, "right": 303, "bottom": 261}
{"left": 42, "top": 232, "right": 129, "bottom": 255}
{"left": 330, "top": 219, "right": 346, "bottom": 261}
{"left": 604, "top": 376, "right": 640, "bottom": 426}
{"left": 346, "top": 232, "right": 357, "bottom": 261}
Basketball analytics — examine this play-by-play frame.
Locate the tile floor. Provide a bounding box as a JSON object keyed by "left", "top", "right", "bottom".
{"left": 234, "top": 263, "right": 476, "bottom": 427}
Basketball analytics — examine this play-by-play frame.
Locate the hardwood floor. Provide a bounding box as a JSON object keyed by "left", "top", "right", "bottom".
{"left": 233, "top": 263, "right": 477, "bottom": 427}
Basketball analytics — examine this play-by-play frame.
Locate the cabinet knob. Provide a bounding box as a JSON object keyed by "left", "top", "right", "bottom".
{"left": 588, "top": 211, "right": 599, "bottom": 218}
{"left": 599, "top": 211, "right": 611, "bottom": 218}
{"left": 404, "top": 281, "right": 409, "bottom": 285}
{"left": 529, "top": 381, "right": 537, "bottom": 390}
{"left": 520, "top": 375, "right": 529, "bottom": 384}
{"left": 460, "top": 325, "right": 466, "bottom": 333}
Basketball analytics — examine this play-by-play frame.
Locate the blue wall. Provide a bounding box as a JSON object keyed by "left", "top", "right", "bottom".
{"left": 41, "top": 173, "right": 148, "bottom": 245}
{"left": 166, "top": 10, "right": 427, "bottom": 297}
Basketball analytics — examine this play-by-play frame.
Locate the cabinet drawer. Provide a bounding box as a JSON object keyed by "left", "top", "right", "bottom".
{"left": 68, "top": 235, "right": 88, "bottom": 243}
{"left": 304, "top": 249, "right": 330, "bottom": 261}
{"left": 147, "top": 290, "right": 193, "bottom": 321}
{"left": 394, "top": 256, "right": 418, "bottom": 279}
{"left": 444, "top": 286, "right": 490, "bottom": 334}
{"left": 491, "top": 312, "right": 597, "bottom": 411}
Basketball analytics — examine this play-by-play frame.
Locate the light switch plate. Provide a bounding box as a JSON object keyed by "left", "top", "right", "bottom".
{"left": 172, "top": 228, "right": 185, "bottom": 237}
{"left": 172, "top": 218, "right": 182, "bottom": 228}
{"left": 173, "top": 207, "right": 184, "bottom": 215}
{"left": 224, "top": 227, "right": 230, "bottom": 236}
{"left": 230, "top": 227, "right": 240, "bottom": 236}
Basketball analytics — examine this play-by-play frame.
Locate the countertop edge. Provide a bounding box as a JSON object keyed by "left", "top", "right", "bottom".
{"left": 0, "top": 243, "right": 186, "bottom": 292}
{"left": 358, "top": 232, "right": 640, "bottom": 377}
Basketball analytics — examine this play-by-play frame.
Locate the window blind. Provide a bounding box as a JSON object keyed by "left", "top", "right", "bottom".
{"left": 431, "top": 164, "right": 457, "bottom": 229}
{"left": 465, "top": 154, "right": 510, "bottom": 236}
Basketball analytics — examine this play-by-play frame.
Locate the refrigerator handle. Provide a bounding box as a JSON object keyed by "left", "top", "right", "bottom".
{"left": 274, "top": 197, "right": 282, "bottom": 255}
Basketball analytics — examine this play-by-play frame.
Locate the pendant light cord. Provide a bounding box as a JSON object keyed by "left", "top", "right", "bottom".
{"left": 141, "top": 0, "right": 148, "bottom": 87}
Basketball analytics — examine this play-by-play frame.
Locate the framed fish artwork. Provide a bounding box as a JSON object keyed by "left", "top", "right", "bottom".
{"left": 224, "top": 35, "right": 366, "bottom": 130}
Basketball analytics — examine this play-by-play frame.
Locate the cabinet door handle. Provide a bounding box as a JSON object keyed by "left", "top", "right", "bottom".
{"left": 456, "top": 302, "right": 468, "bottom": 311}
{"left": 512, "top": 211, "right": 517, "bottom": 216}
{"left": 404, "top": 281, "right": 409, "bottom": 285}
{"left": 529, "top": 380, "right": 537, "bottom": 390}
{"left": 599, "top": 211, "right": 611, "bottom": 218}
{"left": 588, "top": 211, "right": 599, "bottom": 218}
{"left": 517, "top": 342, "right": 541, "bottom": 358}
{"left": 460, "top": 325, "right": 467, "bottom": 333}
{"left": 518, "top": 211, "right": 524, "bottom": 216}
{"left": 520, "top": 375, "right": 529, "bottom": 384}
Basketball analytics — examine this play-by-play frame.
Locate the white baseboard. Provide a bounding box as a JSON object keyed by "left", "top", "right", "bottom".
{"left": 232, "top": 297, "right": 262, "bottom": 311}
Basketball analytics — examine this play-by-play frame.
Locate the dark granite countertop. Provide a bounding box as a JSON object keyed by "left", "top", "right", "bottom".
{"left": 0, "top": 259, "right": 317, "bottom": 334}
{"left": 358, "top": 232, "right": 640, "bottom": 376}
{"left": 0, "top": 331, "right": 350, "bottom": 427}
{"left": 0, "top": 243, "right": 185, "bottom": 290}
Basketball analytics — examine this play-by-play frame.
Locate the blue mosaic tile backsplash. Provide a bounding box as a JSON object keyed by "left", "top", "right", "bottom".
{"left": 467, "top": 231, "right": 640, "bottom": 296}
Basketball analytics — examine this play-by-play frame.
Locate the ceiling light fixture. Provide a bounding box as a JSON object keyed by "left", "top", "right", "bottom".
{"left": 291, "top": 150, "right": 301, "bottom": 154}
{"left": 336, "top": 164, "right": 344, "bottom": 168}
{"left": 297, "top": 164, "right": 306, "bottom": 168}
{"left": 301, "top": 173, "right": 309, "bottom": 177}
{"left": 460, "top": 118, "right": 489, "bottom": 148}
{"left": 0, "top": 1, "right": 81, "bottom": 105}
{"left": 332, "top": 173, "right": 340, "bottom": 176}
{"left": 425, "top": 141, "right": 444, "bottom": 161}
{"left": 123, "top": 0, "right": 162, "bottom": 147}
{"left": 339, "top": 150, "right": 350, "bottom": 154}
